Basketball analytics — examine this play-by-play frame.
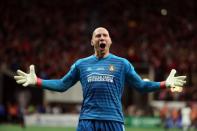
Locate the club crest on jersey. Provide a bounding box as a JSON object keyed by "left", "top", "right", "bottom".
{"left": 109, "top": 65, "right": 115, "bottom": 71}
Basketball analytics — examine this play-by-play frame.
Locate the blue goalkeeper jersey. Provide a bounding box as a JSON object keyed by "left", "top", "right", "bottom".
{"left": 41, "top": 53, "right": 161, "bottom": 123}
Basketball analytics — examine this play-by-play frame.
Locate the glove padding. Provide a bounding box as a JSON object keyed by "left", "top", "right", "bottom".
{"left": 166, "top": 69, "right": 187, "bottom": 89}
{"left": 14, "top": 65, "right": 37, "bottom": 87}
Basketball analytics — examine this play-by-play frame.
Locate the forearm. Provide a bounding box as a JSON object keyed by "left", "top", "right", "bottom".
{"left": 36, "top": 78, "right": 72, "bottom": 92}
{"left": 133, "top": 81, "right": 165, "bottom": 93}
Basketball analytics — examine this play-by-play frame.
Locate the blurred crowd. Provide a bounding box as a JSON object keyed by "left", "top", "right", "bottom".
{"left": 0, "top": 0, "right": 196, "bottom": 100}
{"left": 125, "top": 103, "right": 197, "bottom": 130}
{"left": 0, "top": 102, "right": 80, "bottom": 124}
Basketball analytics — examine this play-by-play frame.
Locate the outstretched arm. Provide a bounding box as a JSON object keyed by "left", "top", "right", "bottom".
{"left": 124, "top": 60, "right": 186, "bottom": 93}
{"left": 14, "top": 64, "right": 79, "bottom": 92}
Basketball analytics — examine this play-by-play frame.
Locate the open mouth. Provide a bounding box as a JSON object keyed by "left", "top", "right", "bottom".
{"left": 99, "top": 43, "right": 106, "bottom": 49}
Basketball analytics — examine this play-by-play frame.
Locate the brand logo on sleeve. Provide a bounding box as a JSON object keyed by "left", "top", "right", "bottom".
{"left": 86, "top": 67, "right": 92, "bottom": 71}
{"left": 96, "top": 67, "right": 105, "bottom": 71}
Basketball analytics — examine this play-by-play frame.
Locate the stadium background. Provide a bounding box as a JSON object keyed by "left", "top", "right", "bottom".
{"left": 0, "top": 0, "right": 196, "bottom": 131}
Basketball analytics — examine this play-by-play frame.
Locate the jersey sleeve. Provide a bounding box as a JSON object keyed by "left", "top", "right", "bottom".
{"left": 124, "top": 59, "right": 161, "bottom": 93}
{"left": 39, "top": 61, "right": 79, "bottom": 92}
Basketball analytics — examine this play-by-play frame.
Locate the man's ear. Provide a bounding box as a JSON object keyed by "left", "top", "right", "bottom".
{"left": 91, "top": 40, "right": 94, "bottom": 46}
{"left": 109, "top": 37, "right": 112, "bottom": 45}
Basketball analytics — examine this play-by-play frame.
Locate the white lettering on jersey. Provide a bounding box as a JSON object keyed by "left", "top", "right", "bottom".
{"left": 87, "top": 73, "right": 114, "bottom": 83}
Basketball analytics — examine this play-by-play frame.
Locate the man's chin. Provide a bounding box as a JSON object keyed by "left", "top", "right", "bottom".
{"left": 99, "top": 47, "right": 105, "bottom": 50}
{"left": 99, "top": 48, "right": 106, "bottom": 53}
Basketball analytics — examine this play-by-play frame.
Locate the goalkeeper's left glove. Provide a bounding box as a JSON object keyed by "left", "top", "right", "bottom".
{"left": 165, "top": 69, "right": 187, "bottom": 89}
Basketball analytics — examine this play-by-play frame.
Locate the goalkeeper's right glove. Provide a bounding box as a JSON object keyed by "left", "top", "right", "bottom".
{"left": 14, "top": 65, "right": 38, "bottom": 87}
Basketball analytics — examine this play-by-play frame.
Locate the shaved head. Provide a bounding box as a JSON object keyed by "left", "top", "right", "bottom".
{"left": 92, "top": 27, "right": 110, "bottom": 38}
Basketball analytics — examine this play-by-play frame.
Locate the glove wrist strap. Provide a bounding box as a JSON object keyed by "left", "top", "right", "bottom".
{"left": 36, "top": 78, "right": 42, "bottom": 88}
{"left": 160, "top": 81, "right": 166, "bottom": 89}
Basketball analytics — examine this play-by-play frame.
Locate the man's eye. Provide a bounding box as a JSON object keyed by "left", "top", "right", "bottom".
{"left": 96, "top": 34, "right": 101, "bottom": 38}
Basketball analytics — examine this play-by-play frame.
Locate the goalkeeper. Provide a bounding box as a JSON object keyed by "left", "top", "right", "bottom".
{"left": 14, "top": 27, "right": 186, "bottom": 131}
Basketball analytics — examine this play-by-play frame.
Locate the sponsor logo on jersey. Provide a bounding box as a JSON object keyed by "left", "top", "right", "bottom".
{"left": 87, "top": 73, "right": 114, "bottom": 83}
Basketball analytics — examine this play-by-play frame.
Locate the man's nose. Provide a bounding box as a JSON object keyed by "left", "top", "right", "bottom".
{"left": 99, "top": 35, "right": 105, "bottom": 40}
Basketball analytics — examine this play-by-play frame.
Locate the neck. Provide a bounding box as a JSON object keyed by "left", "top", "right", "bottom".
{"left": 95, "top": 51, "right": 110, "bottom": 59}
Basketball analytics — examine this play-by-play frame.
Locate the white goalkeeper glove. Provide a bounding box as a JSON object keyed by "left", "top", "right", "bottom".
{"left": 165, "top": 69, "right": 187, "bottom": 90}
{"left": 14, "top": 65, "right": 37, "bottom": 87}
